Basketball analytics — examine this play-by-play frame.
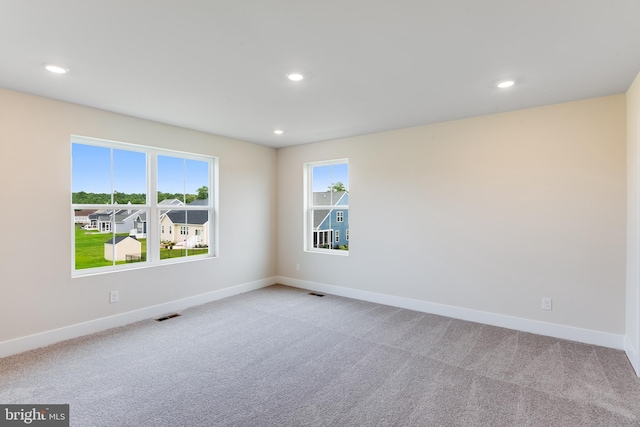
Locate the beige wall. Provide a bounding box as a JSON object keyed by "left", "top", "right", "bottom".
{"left": 0, "top": 85, "right": 632, "bottom": 357}
{"left": 278, "top": 95, "right": 627, "bottom": 335}
{"left": 626, "top": 71, "right": 640, "bottom": 374}
{"left": 0, "top": 88, "right": 277, "bottom": 343}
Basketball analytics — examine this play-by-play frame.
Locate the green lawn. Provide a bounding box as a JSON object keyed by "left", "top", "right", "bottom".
{"left": 75, "top": 226, "right": 208, "bottom": 270}
{"left": 74, "top": 227, "right": 130, "bottom": 269}
{"left": 160, "top": 247, "right": 208, "bottom": 259}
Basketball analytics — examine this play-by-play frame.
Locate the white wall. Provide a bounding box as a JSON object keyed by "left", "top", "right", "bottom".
{"left": 626, "top": 72, "right": 640, "bottom": 375}
{"left": 0, "top": 88, "right": 277, "bottom": 352}
{"left": 278, "top": 95, "right": 627, "bottom": 343}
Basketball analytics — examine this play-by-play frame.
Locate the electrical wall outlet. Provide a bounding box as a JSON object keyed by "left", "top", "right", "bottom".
{"left": 541, "top": 297, "right": 552, "bottom": 311}
{"left": 296, "top": 263, "right": 301, "bottom": 272}
{"left": 110, "top": 290, "right": 119, "bottom": 303}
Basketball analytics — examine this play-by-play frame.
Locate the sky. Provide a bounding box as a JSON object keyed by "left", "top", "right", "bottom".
{"left": 158, "top": 155, "right": 209, "bottom": 195}
{"left": 312, "top": 163, "right": 349, "bottom": 192}
{"left": 72, "top": 143, "right": 209, "bottom": 195}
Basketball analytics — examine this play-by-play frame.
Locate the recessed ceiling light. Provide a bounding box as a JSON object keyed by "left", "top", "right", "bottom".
{"left": 496, "top": 80, "right": 515, "bottom": 89}
{"left": 44, "top": 63, "right": 69, "bottom": 74}
{"left": 274, "top": 130, "right": 284, "bottom": 135}
{"left": 287, "top": 73, "right": 303, "bottom": 82}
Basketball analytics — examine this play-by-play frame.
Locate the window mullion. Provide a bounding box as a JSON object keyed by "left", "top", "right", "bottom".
{"left": 148, "top": 151, "right": 159, "bottom": 263}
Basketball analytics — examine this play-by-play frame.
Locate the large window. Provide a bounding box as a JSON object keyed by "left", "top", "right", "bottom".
{"left": 305, "top": 159, "right": 349, "bottom": 254}
{"left": 71, "top": 136, "right": 217, "bottom": 275}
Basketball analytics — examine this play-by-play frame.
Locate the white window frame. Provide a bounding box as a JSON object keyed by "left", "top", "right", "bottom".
{"left": 71, "top": 135, "right": 219, "bottom": 276}
{"left": 304, "top": 158, "right": 349, "bottom": 255}
{"left": 336, "top": 211, "right": 344, "bottom": 222}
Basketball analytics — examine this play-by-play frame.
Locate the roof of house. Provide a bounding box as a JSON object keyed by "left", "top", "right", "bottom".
{"left": 105, "top": 235, "right": 138, "bottom": 245}
{"left": 74, "top": 209, "right": 96, "bottom": 216}
{"left": 113, "top": 209, "right": 138, "bottom": 222}
{"left": 313, "top": 191, "right": 347, "bottom": 206}
{"left": 159, "top": 199, "right": 184, "bottom": 206}
{"left": 188, "top": 199, "right": 209, "bottom": 206}
{"left": 314, "top": 210, "right": 330, "bottom": 229}
{"left": 313, "top": 192, "right": 348, "bottom": 228}
{"left": 89, "top": 212, "right": 110, "bottom": 221}
{"left": 158, "top": 199, "right": 185, "bottom": 215}
{"left": 90, "top": 209, "right": 142, "bottom": 223}
{"left": 164, "top": 210, "right": 209, "bottom": 225}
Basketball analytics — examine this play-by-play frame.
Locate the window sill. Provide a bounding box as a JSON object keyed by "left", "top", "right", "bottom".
{"left": 71, "top": 254, "right": 217, "bottom": 278}
{"left": 305, "top": 249, "right": 349, "bottom": 256}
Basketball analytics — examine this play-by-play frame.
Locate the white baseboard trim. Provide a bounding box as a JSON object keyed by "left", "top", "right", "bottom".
{"left": 0, "top": 277, "right": 276, "bottom": 359}
{"left": 624, "top": 337, "right": 640, "bottom": 376}
{"left": 276, "top": 276, "right": 625, "bottom": 351}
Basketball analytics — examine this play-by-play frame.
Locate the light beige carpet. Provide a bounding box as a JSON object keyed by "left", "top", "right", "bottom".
{"left": 1, "top": 284, "right": 639, "bottom": 426}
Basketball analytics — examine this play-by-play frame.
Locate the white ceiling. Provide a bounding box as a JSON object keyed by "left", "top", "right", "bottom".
{"left": 1, "top": 1, "right": 639, "bottom": 148}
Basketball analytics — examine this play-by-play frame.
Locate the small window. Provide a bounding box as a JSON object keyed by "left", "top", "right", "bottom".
{"left": 304, "top": 159, "right": 349, "bottom": 254}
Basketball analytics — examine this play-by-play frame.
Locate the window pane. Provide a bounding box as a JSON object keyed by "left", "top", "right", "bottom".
{"left": 113, "top": 149, "right": 146, "bottom": 204}
{"left": 312, "top": 163, "right": 349, "bottom": 205}
{"left": 72, "top": 143, "right": 111, "bottom": 203}
{"left": 158, "top": 156, "right": 211, "bottom": 260}
{"left": 75, "top": 211, "right": 115, "bottom": 270}
{"left": 160, "top": 209, "right": 209, "bottom": 260}
{"left": 72, "top": 142, "right": 149, "bottom": 271}
{"left": 158, "top": 156, "right": 209, "bottom": 204}
{"left": 312, "top": 208, "right": 348, "bottom": 250}
{"left": 74, "top": 209, "right": 148, "bottom": 270}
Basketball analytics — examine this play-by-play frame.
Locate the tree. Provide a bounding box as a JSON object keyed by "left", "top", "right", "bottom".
{"left": 197, "top": 186, "right": 208, "bottom": 200}
{"left": 328, "top": 182, "right": 346, "bottom": 192}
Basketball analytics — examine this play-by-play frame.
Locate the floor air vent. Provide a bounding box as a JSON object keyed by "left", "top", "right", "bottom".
{"left": 308, "top": 292, "right": 325, "bottom": 297}
{"left": 155, "top": 313, "right": 181, "bottom": 322}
